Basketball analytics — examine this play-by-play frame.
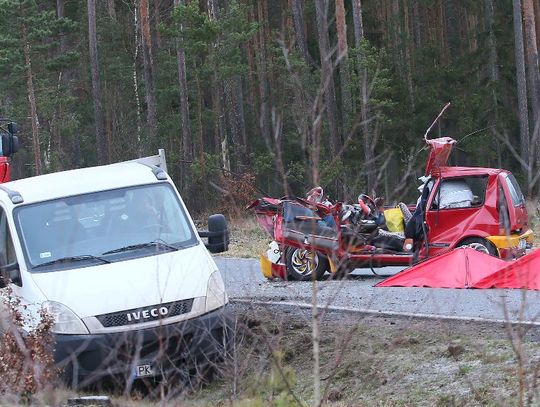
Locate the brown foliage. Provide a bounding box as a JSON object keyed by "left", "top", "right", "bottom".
{"left": 219, "top": 171, "right": 258, "bottom": 217}
{"left": 0, "top": 287, "right": 57, "bottom": 398}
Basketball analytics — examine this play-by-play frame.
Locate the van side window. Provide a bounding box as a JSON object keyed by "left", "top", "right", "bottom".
{"left": 0, "top": 208, "right": 16, "bottom": 267}
{"left": 430, "top": 176, "right": 488, "bottom": 210}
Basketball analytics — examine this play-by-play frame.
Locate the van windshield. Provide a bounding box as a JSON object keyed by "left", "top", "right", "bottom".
{"left": 14, "top": 183, "right": 198, "bottom": 272}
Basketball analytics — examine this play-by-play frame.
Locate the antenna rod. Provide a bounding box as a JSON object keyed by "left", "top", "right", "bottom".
{"left": 423, "top": 102, "right": 451, "bottom": 141}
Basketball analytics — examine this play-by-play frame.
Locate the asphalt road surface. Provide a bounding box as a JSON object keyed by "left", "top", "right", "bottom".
{"left": 215, "top": 257, "right": 540, "bottom": 324}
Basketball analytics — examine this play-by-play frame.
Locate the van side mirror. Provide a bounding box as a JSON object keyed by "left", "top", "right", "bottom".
{"left": 0, "top": 262, "right": 21, "bottom": 287}
{"left": 0, "top": 132, "right": 19, "bottom": 157}
{"left": 7, "top": 122, "right": 17, "bottom": 135}
{"left": 199, "top": 214, "right": 230, "bottom": 253}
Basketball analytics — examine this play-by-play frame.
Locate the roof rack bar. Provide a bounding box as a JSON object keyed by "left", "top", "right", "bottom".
{"left": 0, "top": 185, "right": 23, "bottom": 204}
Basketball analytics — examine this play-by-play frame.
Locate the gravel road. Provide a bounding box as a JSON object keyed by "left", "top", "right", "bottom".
{"left": 215, "top": 257, "right": 540, "bottom": 324}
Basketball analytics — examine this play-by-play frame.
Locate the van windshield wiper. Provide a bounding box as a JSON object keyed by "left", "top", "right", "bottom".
{"left": 102, "top": 240, "right": 180, "bottom": 255}
{"left": 34, "top": 254, "right": 111, "bottom": 269}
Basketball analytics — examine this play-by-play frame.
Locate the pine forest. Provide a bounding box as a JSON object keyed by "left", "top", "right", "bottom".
{"left": 1, "top": 0, "right": 540, "bottom": 211}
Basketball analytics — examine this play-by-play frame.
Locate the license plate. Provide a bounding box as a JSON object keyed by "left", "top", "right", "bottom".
{"left": 518, "top": 238, "right": 527, "bottom": 250}
{"left": 134, "top": 364, "right": 154, "bottom": 378}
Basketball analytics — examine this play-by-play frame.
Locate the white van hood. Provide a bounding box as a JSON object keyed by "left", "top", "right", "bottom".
{"left": 30, "top": 244, "right": 216, "bottom": 319}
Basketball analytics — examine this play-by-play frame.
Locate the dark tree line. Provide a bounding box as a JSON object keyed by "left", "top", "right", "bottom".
{"left": 0, "top": 0, "right": 539, "bottom": 210}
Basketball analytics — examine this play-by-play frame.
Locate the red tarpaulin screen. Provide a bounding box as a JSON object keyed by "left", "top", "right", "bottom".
{"left": 376, "top": 247, "right": 506, "bottom": 288}
{"left": 473, "top": 249, "right": 540, "bottom": 289}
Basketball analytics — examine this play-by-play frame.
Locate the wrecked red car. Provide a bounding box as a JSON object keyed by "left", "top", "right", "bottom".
{"left": 247, "top": 137, "right": 534, "bottom": 281}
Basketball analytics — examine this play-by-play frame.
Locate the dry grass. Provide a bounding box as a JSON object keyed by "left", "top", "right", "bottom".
{"left": 194, "top": 213, "right": 269, "bottom": 259}
{"left": 7, "top": 303, "right": 539, "bottom": 406}
{"left": 179, "top": 304, "right": 540, "bottom": 406}
{"left": 527, "top": 200, "right": 540, "bottom": 245}
{"left": 218, "top": 216, "right": 270, "bottom": 259}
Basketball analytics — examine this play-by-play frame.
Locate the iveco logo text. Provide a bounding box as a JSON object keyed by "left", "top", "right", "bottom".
{"left": 126, "top": 307, "right": 169, "bottom": 322}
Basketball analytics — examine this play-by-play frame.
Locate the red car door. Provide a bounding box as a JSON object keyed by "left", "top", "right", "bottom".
{"left": 499, "top": 172, "right": 528, "bottom": 233}
{"left": 424, "top": 174, "right": 499, "bottom": 256}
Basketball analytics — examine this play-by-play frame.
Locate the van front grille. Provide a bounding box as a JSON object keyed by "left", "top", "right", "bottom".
{"left": 96, "top": 299, "right": 194, "bottom": 328}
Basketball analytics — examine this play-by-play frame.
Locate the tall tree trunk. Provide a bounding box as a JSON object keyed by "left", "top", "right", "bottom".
{"left": 220, "top": 0, "right": 248, "bottom": 170}
{"left": 154, "top": 0, "right": 161, "bottom": 48}
{"left": 22, "top": 27, "right": 42, "bottom": 175}
{"left": 132, "top": 3, "right": 142, "bottom": 154}
{"left": 223, "top": 78, "right": 239, "bottom": 170}
{"left": 246, "top": 5, "right": 260, "bottom": 137}
{"left": 335, "top": 0, "right": 351, "bottom": 196}
{"left": 218, "top": 83, "right": 230, "bottom": 172}
{"left": 291, "top": 0, "right": 314, "bottom": 65}
{"left": 54, "top": 0, "right": 68, "bottom": 170}
{"left": 103, "top": 0, "right": 116, "bottom": 161}
{"left": 523, "top": 0, "right": 540, "bottom": 172}
{"left": 485, "top": 0, "right": 502, "bottom": 169}
{"left": 534, "top": 0, "right": 540, "bottom": 51}
{"left": 87, "top": 0, "right": 108, "bottom": 164}
{"left": 444, "top": 0, "right": 461, "bottom": 60}
{"left": 351, "top": 0, "right": 373, "bottom": 192}
{"left": 106, "top": 0, "right": 116, "bottom": 20}
{"left": 513, "top": 0, "right": 531, "bottom": 188}
{"left": 174, "top": 0, "right": 193, "bottom": 187}
{"left": 195, "top": 73, "right": 208, "bottom": 202}
{"left": 208, "top": 0, "right": 231, "bottom": 172}
{"left": 401, "top": 0, "right": 415, "bottom": 110}
{"left": 315, "top": 0, "right": 341, "bottom": 157}
{"left": 57, "top": 0, "right": 67, "bottom": 50}
{"left": 256, "top": 0, "right": 272, "bottom": 156}
{"left": 411, "top": 0, "right": 422, "bottom": 49}
{"left": 139, "top": 0, "right": 158, "bottom": 144}
{"left": 486, "top": 0, "right": 499, "bottom": 85}
{"left": 335, "top": 0, "right": 351, "bottom": 134}
{"left": 351, "top": 0, "right": 364, "bottom": 46}
{"left": 335, "top": 0, "right": 347, "bottom": 59}
{"left": 235, "top": 76, "right": 248, "bottom": 160}
{"left": 195, "top": 74, "right": 205, "bottom": 161}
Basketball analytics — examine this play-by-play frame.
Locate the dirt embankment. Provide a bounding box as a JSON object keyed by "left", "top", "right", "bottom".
{"left": 177, "top": 303, "right": 540, "bottom": 406}
{"left": 7, "top": 302, "right": 539, "bottom": 406}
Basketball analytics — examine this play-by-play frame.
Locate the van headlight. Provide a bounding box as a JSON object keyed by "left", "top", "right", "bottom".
{"left": 205, "top": 271, "right": 228, "bottom": 312}
{"left": 42, "top": 301, "right": 89, "bottom": 335}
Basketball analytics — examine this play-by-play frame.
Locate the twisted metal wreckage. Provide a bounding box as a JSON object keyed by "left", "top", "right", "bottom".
{"left": 248, "top": 106, "right": 537, "bottom": 288}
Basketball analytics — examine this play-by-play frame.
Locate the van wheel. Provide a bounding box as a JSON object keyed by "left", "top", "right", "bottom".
{"left": 457, "top": 238, "right": 498, "bottom": 257}
{"left": 285, "top": 247, "right": 328, "bottom": 281}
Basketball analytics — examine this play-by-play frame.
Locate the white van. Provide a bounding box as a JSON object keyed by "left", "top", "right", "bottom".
{"left": 0, "top": 151, "right": 230, "bottom": 386}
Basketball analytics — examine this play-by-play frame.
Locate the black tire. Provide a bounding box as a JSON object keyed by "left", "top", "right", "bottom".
{"left": 456, "top": 237, "right": 498, "bottom": 257}
{"left": 285, "top": 247, "right": 328, "bottom": 281}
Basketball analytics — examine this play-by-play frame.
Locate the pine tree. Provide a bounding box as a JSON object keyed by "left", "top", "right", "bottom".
{"left": 0, "top": 0, "right": 77, "bottom": 175}
{"left": 315, "top": 0, "right": 340, "bottom": 157}
{"left": 173, "top": 0, "right": 193, "bottom": 191}
{"left": 87, "top": 0, "right": 108, "bottom": 164}
{"left": 514, "top": 0, "right": 531, "bottom": 182}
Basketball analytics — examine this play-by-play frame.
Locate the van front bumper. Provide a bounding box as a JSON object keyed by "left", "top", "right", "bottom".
{"left": 54, "top": 306, "right": 232, "bottom": 387}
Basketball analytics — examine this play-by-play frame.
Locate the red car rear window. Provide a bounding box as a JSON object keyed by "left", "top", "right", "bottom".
{"left": 504, "top": 174, "right": 525, "bottom": 207}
